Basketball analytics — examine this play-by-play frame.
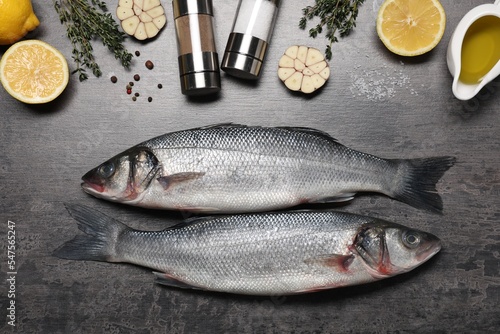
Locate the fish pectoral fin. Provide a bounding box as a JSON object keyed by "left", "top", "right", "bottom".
{"left": 157, "top": 172, "right": 206, "bottom": 190}
{"left": 304, "top": 254, "right": 354, "bottom": 273}
{"left": 308, "top": 193, "right": 356, "bottom": 203}
{"left": 153, "top": 272, "right": 204, "bottom": 290}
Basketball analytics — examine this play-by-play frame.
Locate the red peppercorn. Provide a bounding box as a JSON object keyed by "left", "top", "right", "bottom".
{"left": 127, "top": 89, "right": 132, "bottom": 95}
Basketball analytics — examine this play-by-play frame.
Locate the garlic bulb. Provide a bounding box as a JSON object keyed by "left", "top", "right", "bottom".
{"left": 278, "top": 46, "right": 330, "bottom": 94}
{"left": 117, "top": 0, "right": 166, "bottom": 40}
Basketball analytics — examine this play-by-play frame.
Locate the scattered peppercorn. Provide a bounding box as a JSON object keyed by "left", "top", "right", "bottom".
{"left": 126, "top": 84, "right": 132, "bottom": 90}
{"left": 157, "top": 83, "right": 163, "bottom": 89}
{"left": 145, "top": 60, "right": 154, "bottom": 70}
{"left": 134, "top": 74, "right": 140, "bottom": 81}
{"left": 132, "top": 96, "right": 137, "bottom": 101}
{"left": 135, "top": 92, "right": 140, "bottom": 97}
{"left": 148, "top": 97, "right": 153, "bottom": 102}
{"left": 129, "top": 81, "right": 134, "bottom": 87}
{"left": 135, "top": 50, "right": 141, "bottom": 56}
{"left": 127, "top": 89, "right": 132, "bottom": 95}
{"left": 110, "top": 76, "right": 117, "bottom": 83}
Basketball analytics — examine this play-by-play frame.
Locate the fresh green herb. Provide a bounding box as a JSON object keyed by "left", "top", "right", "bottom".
{"left": 53, "top": 0, "right": 133, "bottom": 81}
{"left": 299, "top": 0, "right": 366, "bottom": 60}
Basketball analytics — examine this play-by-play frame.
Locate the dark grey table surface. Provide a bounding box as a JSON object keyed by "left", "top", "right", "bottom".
{"left": 1, "top": 0, "right": 499, "bottom": 333}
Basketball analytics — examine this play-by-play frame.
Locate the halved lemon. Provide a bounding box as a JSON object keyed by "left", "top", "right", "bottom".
{"left": 0, "top": 40, "right": 69, "bottom": 104}
{"left": 376, "top": 0, "right": 446, "bottom": 56}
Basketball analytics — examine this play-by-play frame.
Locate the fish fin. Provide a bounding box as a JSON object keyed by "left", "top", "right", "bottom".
{"left": 157, "top": 172, "right": 206, "bottom": 190}
{"left": 391, "top": 156, "right": 456, "bottom": 214}
{"left": 277, "top": 126, "right": 341, "bottom": 144}
{"left": 304, "top": 254, "right": 354, "bottom": 273}
{"left": 153, "top": 272, "right": 204, "bottom": 290}
{"left": 53, "top": 204, "right": 127, "bottom": 262}
{"left": 308, "top": 193, "right": 356, "bottom": 203}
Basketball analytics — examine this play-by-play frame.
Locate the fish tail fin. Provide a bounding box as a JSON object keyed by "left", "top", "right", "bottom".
{"left": 391, "top": 156, "right": 456, "bottom": 213}
{"left": 53, "top": 204, "right": 127, "bottom": 262}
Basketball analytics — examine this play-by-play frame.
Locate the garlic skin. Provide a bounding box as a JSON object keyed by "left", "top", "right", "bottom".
{"left": 117, "top": 0, "right": 167, "bottom": 40}
{"left": 278, "top": 46, "right": 330, "bottom": 94}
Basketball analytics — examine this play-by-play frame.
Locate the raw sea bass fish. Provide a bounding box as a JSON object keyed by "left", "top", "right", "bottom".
{"left": 55, "top": 204, "right": 441, "bottom": 295}
{"left": 81, "top": 124, "right": 456, "bottom": 213}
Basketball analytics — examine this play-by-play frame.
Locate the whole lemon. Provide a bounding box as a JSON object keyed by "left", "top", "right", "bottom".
{"left": 0, "top": 0, "right": 40, "bottom": 45}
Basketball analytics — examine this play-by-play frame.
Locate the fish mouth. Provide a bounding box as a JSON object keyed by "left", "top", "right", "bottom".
{"left": 81, "top": 181, "right": 104, "bottom": 194}
{"left": 81, "top": 170, "right": 105, "bottom": 194}
{"left": 416, "top": 238, "right": 442, "bottom": 262}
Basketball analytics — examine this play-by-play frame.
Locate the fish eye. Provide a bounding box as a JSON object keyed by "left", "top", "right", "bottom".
{"left": 98, "top": 162, "right": 115, "bottom": 178}
{"left": 402, "top": 230, "right": 421, "bottom": 249}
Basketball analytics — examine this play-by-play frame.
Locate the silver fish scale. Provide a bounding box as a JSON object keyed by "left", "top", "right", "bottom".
{"left": 118, "top": 211, "right": 377, "bottom": 294}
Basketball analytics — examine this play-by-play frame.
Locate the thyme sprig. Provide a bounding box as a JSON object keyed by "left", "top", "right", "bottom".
{"left": 53, "top": 0, "right": 133, "bottom": 81}
{"left": 299, "top": 0, "right": 366, "bottom": 60}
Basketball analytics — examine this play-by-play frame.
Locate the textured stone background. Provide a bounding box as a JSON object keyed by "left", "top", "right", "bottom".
{"left": 1, "top": 0, "right": 499, "bottom": 333}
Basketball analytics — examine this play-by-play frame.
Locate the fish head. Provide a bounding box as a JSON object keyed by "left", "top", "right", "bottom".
{"left": 81, "top": 148, "right": 161, "bottom": 203}
{"left": 353, "top": 222, "right": 441, "bottom": 279}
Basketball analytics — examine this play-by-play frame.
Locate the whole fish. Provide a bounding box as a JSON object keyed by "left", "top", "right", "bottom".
{"left": 55, "top": 204, "right": 441, "bottom": 295}
{"left": 81, "top": 124, "right": 456, "bottom": 213}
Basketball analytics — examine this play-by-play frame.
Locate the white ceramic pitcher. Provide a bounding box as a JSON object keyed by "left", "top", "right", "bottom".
{"left": 447, "top": 0, "right": 500, "bottom": 100}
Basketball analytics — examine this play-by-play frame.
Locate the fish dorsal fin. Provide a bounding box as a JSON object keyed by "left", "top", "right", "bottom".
{"left": 277, "top": 126, "right": 340, "bottom": 144}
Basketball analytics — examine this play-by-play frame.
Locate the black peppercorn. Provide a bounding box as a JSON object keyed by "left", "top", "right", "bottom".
{"left": 145, "top": 60, "right": 154, "bottom": 70}
{"left": 110, "top": 76, "right": 117, "bottom": 83}
{"left": 134, "top": 74, "right": 140, "bottom": 81}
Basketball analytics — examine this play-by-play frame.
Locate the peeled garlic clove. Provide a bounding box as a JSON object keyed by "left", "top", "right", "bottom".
{"left": 278, "top": 46, "right": 330, "bottom": 94}
{"left": 117, "top": 0, "right": 166, "bottom": 40}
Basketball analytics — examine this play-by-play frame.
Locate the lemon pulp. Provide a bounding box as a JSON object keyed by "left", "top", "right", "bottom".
{"left": 459, "top": 16, "right": 500, "bottom": 84}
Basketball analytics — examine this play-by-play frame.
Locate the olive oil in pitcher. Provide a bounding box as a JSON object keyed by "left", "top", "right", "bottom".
{"left": 459, "top": 15, "right": 500, "bottom": 84}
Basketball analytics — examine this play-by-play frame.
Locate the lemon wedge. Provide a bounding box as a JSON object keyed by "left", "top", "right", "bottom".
{"left": 376, "top": 0, "right": 446, "bottom": 56}
{"left": 0, "top": 40, "right": 69, "bottom": 104}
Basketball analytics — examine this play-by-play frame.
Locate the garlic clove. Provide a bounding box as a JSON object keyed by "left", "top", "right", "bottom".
{"left": 278, "top": 45, "right": 330, "bottom": 94}
{"left": 134, "top": 22, "right": 147, "bottom": 40}
{"left": 301, "top": 76, "right": 315, "bottom": 94}
{"left": 311, "top": 74, "right": 326, "bottom": 89}
{"left": 284, "top": 72, "right": 303, "bottom": 91}
{"left": 310, "top": 61, "right": 327, "bottom": 74}
{"left": 285, "top": 45, "right": 299, "bottom": 59}
{"left": 119, "top": 0, "right": 133, "bottom": 7}
{"left": 117, "top": 7, "right": 134, "bottom": 20}
{"left": 147, "top": 5, "right": 165, "bottom": 18}
{"left": 297, "top": 46, "right": 308, "bottom": 64}
{"left": 305, "top": 48, "right": 324, "bottom": 67}
{"left": 319, "top": 66, "right": 330, "bottom": 80}
{"left": 145, "top": 21, "right": 159, "bottom": 38}
{"left": 294, "top": 58, "right": 305, "bottom": 72}
{"left": 153, "top": 15, "right": 166, "bottom": 29}
{"left": 140, "top": 12, "right": 153, "bottom": 23}
{"left": 278, "top": 55, "right": 294, "bottom": 68}
{"left": 122, "top": 15, "right": 140, "bottom": 36}
{"left": 143, "top": 0, "right": 161, "bottom": 11}
{"left": 278, "top": 68, "right": 295, "bottom": 81}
